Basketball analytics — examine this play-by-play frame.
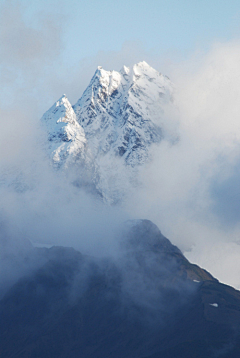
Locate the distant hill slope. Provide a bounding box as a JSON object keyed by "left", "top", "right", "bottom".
{"left": 1, "top": 220, "right": 240, "bottom": 358}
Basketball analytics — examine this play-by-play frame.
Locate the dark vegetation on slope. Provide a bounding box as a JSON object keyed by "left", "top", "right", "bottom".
{"left": 1, "top": 220, "right": 240, "bottom": 358}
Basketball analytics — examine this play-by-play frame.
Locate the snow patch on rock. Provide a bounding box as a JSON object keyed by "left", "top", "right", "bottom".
{"left": 41, "top": 62, "right": 177, "bottom": 203}
{"left": 41, "top": 95, "right": 87, "bottom": 168}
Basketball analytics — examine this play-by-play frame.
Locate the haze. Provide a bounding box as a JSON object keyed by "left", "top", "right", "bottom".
{"left": 1, "top": 1, "right": 240, "bottom": 289}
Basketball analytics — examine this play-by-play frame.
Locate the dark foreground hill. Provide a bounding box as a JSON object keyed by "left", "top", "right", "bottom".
{"left": 1, "top": 220, "right": 240, "bottom": 358}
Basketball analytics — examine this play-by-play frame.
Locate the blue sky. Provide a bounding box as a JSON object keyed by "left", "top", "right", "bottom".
{"left": 0, "top": 0, "right": 239, "bottom": 107}
{"left": 11, "top": 0, "right": 240, "bottom": 65}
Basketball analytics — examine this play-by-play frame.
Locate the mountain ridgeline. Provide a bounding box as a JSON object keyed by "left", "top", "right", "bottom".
{"left": 41, "top": 61, "right": 175, "bottom": 203}
{"left": 2, "top": 63, "right": 240, "bottom": 358}
{"left": 2, "top": 220, "right": 240, "bottom": 358}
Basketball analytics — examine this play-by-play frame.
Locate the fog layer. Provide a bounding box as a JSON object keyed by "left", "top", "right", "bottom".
{"left": 1, "top": 3, "right": 240, "bottom": 288}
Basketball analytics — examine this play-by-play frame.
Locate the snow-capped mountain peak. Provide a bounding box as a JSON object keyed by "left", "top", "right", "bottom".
{"left": 73, "top": 61, "right": 174, "bottom": 166}
{"left": 42, "top": 94, "right": 78, "bottom": 127}
{"left": 120, "top": 65, "right": 130, "bottom": 76}
{"left": 41, "top": 94, "right": 86, "bottom": 168}
{"left": 41, "top": 62, "right": 176, "bottom": 202}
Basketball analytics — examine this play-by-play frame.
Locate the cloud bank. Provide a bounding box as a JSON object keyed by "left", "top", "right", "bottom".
{"left": 126, "top": 41, "right": 240, "bottom": 288}
{"left": 1, "top": 2, "right": 240, "bottom": 289}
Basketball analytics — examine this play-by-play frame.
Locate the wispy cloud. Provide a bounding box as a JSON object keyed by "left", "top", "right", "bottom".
{"left": 1, "top": 2, "right": 240, "bottom": 289}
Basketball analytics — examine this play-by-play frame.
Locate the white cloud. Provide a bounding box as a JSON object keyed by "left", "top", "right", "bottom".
{"left": 123, "top": 40, "right": 240, "bottom": 287}
{"left": 1, "top": 2, "right": 240, "bottom": 289}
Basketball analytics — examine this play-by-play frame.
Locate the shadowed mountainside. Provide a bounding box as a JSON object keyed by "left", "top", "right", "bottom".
{"left": 1, "top": 220, "right": 240, "bottom": 358}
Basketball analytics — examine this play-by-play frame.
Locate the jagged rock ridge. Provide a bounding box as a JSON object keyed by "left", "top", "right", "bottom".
{"left": 41, "top": 61, "right": 176, "bottom": 202}
{"left": 73, "top": 61, "right": 173, "bottom": 166}
{"left": 41, "top": 94, "right": 87, "bottom": 168}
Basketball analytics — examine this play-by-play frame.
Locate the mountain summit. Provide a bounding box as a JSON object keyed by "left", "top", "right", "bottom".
{"left": 41, "top": 62, "right": 176, "bottom": 202}
{"left": 41, "top": 94, "right": 87, "bottom": 168}
{"left": 73, "top": 61, "right": 173, "bottom": 166}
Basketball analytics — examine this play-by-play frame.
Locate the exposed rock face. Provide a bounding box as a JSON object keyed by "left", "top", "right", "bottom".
{"left": 41, "top": 62, "right": 176, "bottom": 203}
{"left": 41, "top": 94, "right": 87, "bottom": 168}
{"left": 73, "top": 61, "right": 173, "bottom": 166}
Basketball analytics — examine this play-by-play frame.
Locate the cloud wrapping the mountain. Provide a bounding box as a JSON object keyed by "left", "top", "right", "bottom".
{"left": 1, "top": 2, "right": 240, "bottom": 289}
{"left": 126, "top": 41, "right": 240, "bottom": 288}
{"left": 0, "top": 2, "right": 128, "bottom": 288}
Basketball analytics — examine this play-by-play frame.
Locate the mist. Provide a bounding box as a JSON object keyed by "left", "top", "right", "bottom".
{"left": 2, "top": 2, "right": 240, "bottom": 291}
{"left": 126, "top": 41, "right": 240, "bottom": 288}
